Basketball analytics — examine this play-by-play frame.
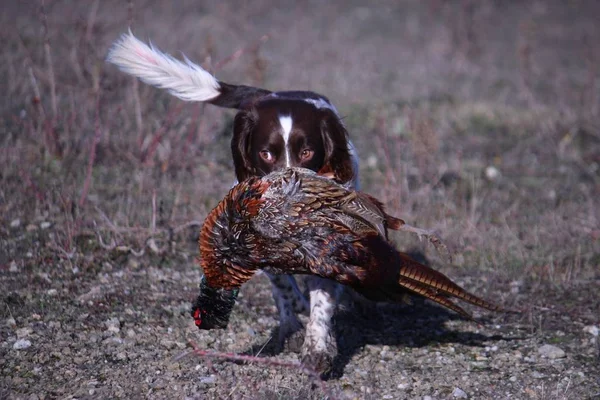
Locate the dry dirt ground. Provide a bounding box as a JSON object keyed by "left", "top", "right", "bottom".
{"left": 1, "top": 1, "right": 599, "bottom": 399}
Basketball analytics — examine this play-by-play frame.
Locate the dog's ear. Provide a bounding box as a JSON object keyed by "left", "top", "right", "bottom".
{"left": 320, "top": 109, "right": 354, "bottom": 184}
{"left": 231, "top": 109, "right": 258, "bottom": 181}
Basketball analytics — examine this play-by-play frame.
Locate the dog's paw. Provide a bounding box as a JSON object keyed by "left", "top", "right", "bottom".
{"left": 301, "top": 350, "right": 334, "bottom": 379}
{"left": 277, "top": 315, "right": 304, "bottom": 349}
{"left": 284, "top": 329, "right": 305, "bottom": 353}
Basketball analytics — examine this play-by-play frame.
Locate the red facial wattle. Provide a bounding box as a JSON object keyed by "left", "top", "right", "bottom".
{"left": 193, "top": 308, "right": 202, "bottom": 326}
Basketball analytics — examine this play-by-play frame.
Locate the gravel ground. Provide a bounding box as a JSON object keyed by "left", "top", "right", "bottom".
{"left": 1, "top": 248, "right": 599, "bottom": 399}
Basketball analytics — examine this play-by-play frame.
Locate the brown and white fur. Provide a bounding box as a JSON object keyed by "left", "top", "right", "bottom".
{"left": 107, "top": 31, "right": 359, "bottom": 370}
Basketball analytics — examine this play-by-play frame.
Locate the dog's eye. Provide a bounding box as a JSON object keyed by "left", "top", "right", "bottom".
{"left": 259, "top": 150, "right": 275, "bottom": 163}
{"left": 300, "top": 149, "right": 314, "bottom": 161}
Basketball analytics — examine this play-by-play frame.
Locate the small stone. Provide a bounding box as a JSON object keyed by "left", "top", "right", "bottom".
{"left": 509, "top": 376, "right": 517, "bottom": 382}
{"left": 13, "top": 339, "right": 32, "bottom": 350}
{"left": 10, "top": 218, "right": 21, "bottom": 228}
{"left": 9, "top": 261, "right": 19, "bottom": 272}
{"left": 366, "top": 154, "right": 378, "bottom": 168}
{"left": 102, "top": 337, "right": 123, "bottom": 346}
{"left": 16, "top": 327, "right": 33, "bottom": 339}
{"left": 199, "top": 375, "right": 216, "bottom": 385}
{"left": 538, "top": 344, "right": 566, "bottom": 359}
{"left": 46, "top": 289, "right": 58, "bottom": 296}
{"left": 513, "top": 350, "right": 523, "bottom": 359}
{"left": 452, "top": 387, "right": 468, "bottom": 398}
{"left": 74, "top": 357, "right": 87, "bottom": 365}
{"left": 48, "top": 321, "right": 61, "bottom": 329}
{"left": 484, "top": 166, "right": 500, "bottom": 180}
{"left": 105, "top": 317, "right": 120, "bottom": 334}
{"left": 583, "top": 325, "right": 599, "bottom": 337}
{"left": 6, "top": 317, "right": 16, "bottom": 328}
{"left": 160, "top": 339, "right": 177, "bottom": 349}
{"left": 40, "top": 221, "right": 51, "bottom": 229}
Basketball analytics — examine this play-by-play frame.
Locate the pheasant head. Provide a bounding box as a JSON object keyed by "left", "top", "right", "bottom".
{"left": 191, "top": 176, "right": 268, "bottom": 330}
{"left": 191, "top": 275, "right": 239, "bottom": 330}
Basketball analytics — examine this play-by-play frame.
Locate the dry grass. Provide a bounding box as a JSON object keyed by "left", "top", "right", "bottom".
{"left": 1, "top": 1, "right": 599, "bottom": 399}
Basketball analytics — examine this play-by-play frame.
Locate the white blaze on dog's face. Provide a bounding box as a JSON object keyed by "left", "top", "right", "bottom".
{"left": 279, "top": 115, "right": 293, "bottom": 167}
{"left": 245, "top": 100, "right": 328, "bottom": 177}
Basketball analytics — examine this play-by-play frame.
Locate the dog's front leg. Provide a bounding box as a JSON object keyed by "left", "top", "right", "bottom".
{"left": 266, "top": 273, "right": 309, "bottom": 349}
{"left": 301, "top": 276, "right": 340, "bottom": 378}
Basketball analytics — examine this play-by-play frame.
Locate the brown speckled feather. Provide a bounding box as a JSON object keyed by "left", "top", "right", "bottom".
{"left": 199, "top": 168, "right": 503, "bottom": 320}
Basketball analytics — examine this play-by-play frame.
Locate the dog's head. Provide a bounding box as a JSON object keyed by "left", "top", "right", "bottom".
{"left": 231, "top": 96, "right": 354, "bottom": 184}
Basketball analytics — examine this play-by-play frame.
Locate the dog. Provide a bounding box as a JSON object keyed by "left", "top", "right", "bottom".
{"left": 107, "top": 31, "right": 360, "bottom": 374}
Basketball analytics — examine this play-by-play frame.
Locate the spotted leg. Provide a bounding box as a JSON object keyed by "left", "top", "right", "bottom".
{"left": 301, "top": 277, "right": 341, "bottom": 377}
{"left": 265, "top": 272, "right": 309, "bottom": 348}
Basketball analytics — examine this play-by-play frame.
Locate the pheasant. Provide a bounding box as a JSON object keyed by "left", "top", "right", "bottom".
{"left": 192, "top": 168, "right": 503, "bottom": 334}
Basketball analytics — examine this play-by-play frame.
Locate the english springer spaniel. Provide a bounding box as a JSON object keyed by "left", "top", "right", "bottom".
{"left": 107, "top": 31, "right": 360, "bottom": 374}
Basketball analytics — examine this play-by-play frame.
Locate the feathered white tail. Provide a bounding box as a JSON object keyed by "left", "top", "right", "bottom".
{"left": 106, "top": 30, "right": 221, "bottom": 102}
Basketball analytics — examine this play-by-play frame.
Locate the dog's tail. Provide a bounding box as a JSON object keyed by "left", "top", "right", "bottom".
{"left": 106, "top": 30, "right": 271, "bottom": 109}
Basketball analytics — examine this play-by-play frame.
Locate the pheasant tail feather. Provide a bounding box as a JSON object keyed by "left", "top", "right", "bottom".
{"left": 397, "top": 253, "right": 502, "bottom": 318}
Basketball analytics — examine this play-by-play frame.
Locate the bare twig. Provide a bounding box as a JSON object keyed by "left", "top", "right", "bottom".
{"left": 85, "top": 0, "right": 100, "bottom": 43}
{"left": 132, "top": 75, "right": 144, "bottom": 143}
{"left": 91, "top": 227, "right": 146, "bottom": 256}
{"left": 399, "top": 222, "right": 452, "bottom": 263}
{"left": 151, "top": 190, "right": 157, "bottom": 232}
{"left": 127, "top": 0, "right": 135, "bottom": 26}
{"left": 47, "top": 243, "right": 77, "bottom": 259}
{"left": 214, "top": 34, "right": 270, "bottom": 72}
{"left": 172, "top": 220, "right": 202, "bottom": 234}
{"left": 40, "top": 0, "right": 57, "bottom": 118}
{"left": 126, "top": 0, "right": 144, "bottom": 142}
{"left": 517, "top": 21, "right": 536, "bottom": 107}
{"left": 175, "top": 342, "right": 335, "bottom": 399}
{"left": 92, "top": 221, "right": 117, "bottom": 250}
{"left": 94, "top": 206, "right": 122, "bottom": 233}
{"left": 180, "top": 104, "right": 206, "bottom": 162}
{"left": 27, "top": 66, "right": 46, "bottom": 120}
{"left": 57, "top": 193, "right": 78, "bottom": 255}
{"left": 79, "top": 95, "right": 102, "bottom": 208}
{"left": 93, "top": 206, "right": 201, "bottom": 235}
{"left": 19, "top": 169, "right": 46, "bottom": 203}
{"left": 141, "top": 103, "right": 184, "bottom": 164}
{"left": 584, "top": 32, "right": 599, "bottom": 117}
{"left": 91, "top": 212, "right": 196, "bottom": 257}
